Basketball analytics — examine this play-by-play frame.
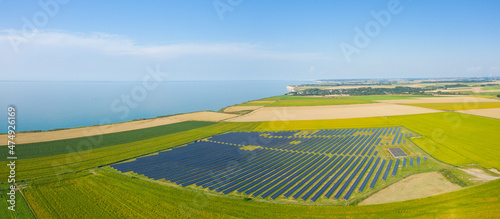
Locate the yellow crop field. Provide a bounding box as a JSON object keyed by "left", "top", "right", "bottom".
{"left": 389, "top": 112, "right": 500, "bottom": 169}
{"left": 254, "top": 117, "right": 397, "bottom": 131}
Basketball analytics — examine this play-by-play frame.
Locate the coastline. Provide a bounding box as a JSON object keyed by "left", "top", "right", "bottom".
{"left": 0, "top": 111, "right": 237, "bottom": 145}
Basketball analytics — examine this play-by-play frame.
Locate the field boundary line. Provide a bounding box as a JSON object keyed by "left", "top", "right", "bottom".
{"left": 17, "top": 185, "right": 37, "bottom": 219}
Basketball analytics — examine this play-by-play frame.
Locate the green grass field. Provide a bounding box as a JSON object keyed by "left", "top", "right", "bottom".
{"left": 0, "top": 184, "right": 34, "bottom": 219}
{"left": 0, "top": 121, "right": 216, "bottom": 161}
{"left": 482, "top": 85, "right": 500, "bottom": 90}
{"left": 274, "top": 95, "right": 330, "bottom": 100}
{"left": 389, "top": 112, "right": 500, "bottom": 169}
{"left": 0, "top": 122, "right": 260, "bottom": 181}
{"left": 21, "top": 169, "right": 500, "bottom": 218}
{"left": 405, "top": 102, "right": 500, "bottom": 111}
{"left": 237, "top": 101, "right": 276, "bottom": 106}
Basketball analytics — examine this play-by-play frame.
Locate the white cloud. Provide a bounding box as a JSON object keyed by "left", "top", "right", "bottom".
{"left": 0, "top": 30, "right": 326, "bottom": 60}
{"left": 308, "top": 66, "right": 316, "bottom": 73}
{"left": 488, "top": 66, "right": 500, "bottom": 73}
{"left": 467, "top": 66, "right": 483, "bottom": 73}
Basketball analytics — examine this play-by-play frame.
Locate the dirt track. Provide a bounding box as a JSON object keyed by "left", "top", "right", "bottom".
{"left": 226, "top": 103, "right": 441, "bottom": 122}
{"left": 0, "top": 111, "right": 236, "bottom": 145}
{"left": 459, "top": 168, "right": 500, "bottom": 181}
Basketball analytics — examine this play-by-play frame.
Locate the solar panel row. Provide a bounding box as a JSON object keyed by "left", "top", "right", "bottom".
{"left": 370, "top": 159, "right": 386, "bottom": 189}
{"left": 344, "top": 156, "right": 374, "bottom": 200}
{"left": 382, "top": 160, "right": 393, "bottom": 181}
{"left": 360, "top": 157, "right": 380, "bottom": 192}
{"left": 392, "top": 159, "right": 400, "bottom": 177}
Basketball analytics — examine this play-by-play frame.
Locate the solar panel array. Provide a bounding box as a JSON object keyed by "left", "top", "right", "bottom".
{"left": 111, "top": 127, "right": 426, "bottom": 202}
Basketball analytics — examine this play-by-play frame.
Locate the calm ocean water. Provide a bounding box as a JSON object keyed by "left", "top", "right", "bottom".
{"left": 0, "top": 81, "right": 309, "bottom": 132}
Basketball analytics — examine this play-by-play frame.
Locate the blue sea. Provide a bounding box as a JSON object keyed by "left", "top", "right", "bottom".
{"left": 0, "top": 80, "right": 309, "bottom": 132}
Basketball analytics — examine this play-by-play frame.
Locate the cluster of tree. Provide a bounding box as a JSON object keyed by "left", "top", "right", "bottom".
{"left": 289, "top": 86, "right": 430, "bottom": 96}
{"left": 444, "top": 84, "right": 469, "bottom": 88}
{"left": 480, "top": 83, "right": 500, "bottom": 87}
{"left": 434, "top": 91, "right": 470, "bottom": 95}
{"left": 420, "top": 79, "right": 494, "bottom": 83}
{"left": 294, "top": 82, "right": 392, "bottom": 87}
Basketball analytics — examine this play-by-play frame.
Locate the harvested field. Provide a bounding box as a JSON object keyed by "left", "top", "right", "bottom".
{"left": 405, "top": 102, "right": 500, "bottom": 111}
{"left": 226, "top": 103, "right": 441, "bottom": 122}
{"left": 359, "top": 172, "right": 461, "bottom": 205}
{"left": 377, "top": 96, "right": 499, "bottom": 104}
{"left": 456, "top": 108, "right": 500, "bottom": 119}
{"left": 223, "top": 106, "right": 262, "bottom": 112}
{"left": 0, "top": 111, "right": 236, "bottom": 145}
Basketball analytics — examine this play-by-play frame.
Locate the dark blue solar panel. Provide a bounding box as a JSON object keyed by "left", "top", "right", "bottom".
{"left": 309, "top": 156, "right": 350, "bottom": 202}
{"left": 324, "top": 156, "right": 360, "bottom": 198}
{"left": 382, "top": 160, "right": 393, "bottom": 181}
{"left": 334, "top": 156, "right": 367, "bottom": 199}
{"left": 360, "top": 157, "right": 380, "bottom": 192}
{"left": 370, "top": 159, "right": 386, "bottom": 189}
{"left": 296, "top": 157, "right": 338, "bottom": 200}
{"left": 344, "top": 156, "right": 374, "bottom": 200}
{"left": 283, "top": 156, "right": 330, "bottom": 198}
{"left": 270, "top": 155, "right": 328, "bottom": 199}
{"left": 392, "top": 159, "right": 400, "bottom": 176}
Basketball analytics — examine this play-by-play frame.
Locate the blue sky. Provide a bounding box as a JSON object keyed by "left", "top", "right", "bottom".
{"left": 1, "top": 0, "right": 499, "bottom": 81}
